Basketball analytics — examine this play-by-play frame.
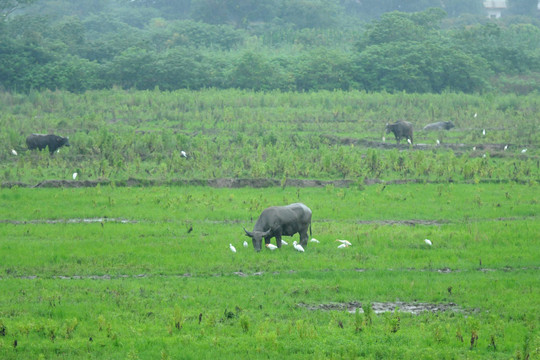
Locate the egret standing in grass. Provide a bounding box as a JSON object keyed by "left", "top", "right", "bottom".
{"left": 382, "top": 136, "right": 385, "bottom": 143}
{"left": 73, "top": 172, "right": 78, "bottom": 180}
{"left": 11, "top": 149, "right": 17, "bottom": 156}
{"left": 266, "top": 243, "right": 278, "bottom": 251}
{"left": 229, "top": 244, "right": 236, "bottom": 253}
{"left": 336, "top": 239, "right": 352, "bottom": 246}
{"left": 504, "top": 145, "right": 508, "bottom": 151}
{"left": 310, "top": 238, "right": 320, "bottom": 243}
{"left": 281, "top": 240, "right": 288, "bottom": 246}
{"left": 436, "top": 139, "right": 440, "bottom": 146}
{"left": 181, "top": 150, "right": 187, "bottom": 158}
{"left": 293, "top": 241, "right": 305, "bottom": 252}
{"left": 243, "top": 241, "right": 248, "bottom": 248}
{"left": 337, "top": 243, "right": 349, "bottom": 249}
{"left": 424, "top": 239, "right": 432, "bottom": 246}
{"left": 522, "top": 149, "right": 527, "bottom": 153}
{"left": 482, "top": 129, "right": 486, "bottom": 136}
{"left": 407, "top": 138, "right": 412, "bottom": 145}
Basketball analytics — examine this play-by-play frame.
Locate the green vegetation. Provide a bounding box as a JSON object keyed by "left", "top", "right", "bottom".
{"left": 1, "top": 1, "right": 540, "bottom": 93}
{"left": 0, "top": 184, "right": 538, "bottom": 359}
{"left": 1, "top": 89, "right": 539, "bottom": 185}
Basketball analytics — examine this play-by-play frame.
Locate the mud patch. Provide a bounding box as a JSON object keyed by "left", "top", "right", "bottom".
{"left": 298, "top": 301, "right": 463, "bottom": 315}
{"left": 0, "top": 218, "right": 137, "bottom": 225}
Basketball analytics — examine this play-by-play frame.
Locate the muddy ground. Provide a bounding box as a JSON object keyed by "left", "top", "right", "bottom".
{"left": 297, "top": 300, "right": 466, "bottom": 315}
{"left": 1, "top": 176, "right": 533, "bottom": 189}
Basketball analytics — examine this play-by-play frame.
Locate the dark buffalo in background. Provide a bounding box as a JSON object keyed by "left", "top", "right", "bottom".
{"left": 385, "top": 120, "right": 413, "bottom": 144}
{"left": 244, "top": 203, "right": 312, "bottom": 252}
{"left": 26, "top": 134, "right": 70, "bottom": 154}
{"left": 423, "top": 121, "right": 455, "bottom": 131}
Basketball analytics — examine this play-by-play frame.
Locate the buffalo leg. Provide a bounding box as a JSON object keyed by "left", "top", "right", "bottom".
{"left": 299, "top": 231, "right": 308, "bottom": 247}
{"left": 276, "top": 235, "right": 282, "bottom": 248}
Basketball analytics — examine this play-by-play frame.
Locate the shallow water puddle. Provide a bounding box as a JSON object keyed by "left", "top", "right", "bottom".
{"left": 298, "top": 301, "right": 463, "bottom": 315}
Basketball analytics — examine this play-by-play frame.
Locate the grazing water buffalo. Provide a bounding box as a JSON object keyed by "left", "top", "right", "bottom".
{"left": 423, "top": 121, "right": 455, "bottom": 131}
{"left": 385, "top": 121, "right": 413, "bottom": 144}
{"left": 244, "top": 203, "right": 312, "bottom": 252}
{"left": 26, "top": 134, "right": 70, "bottom": 154}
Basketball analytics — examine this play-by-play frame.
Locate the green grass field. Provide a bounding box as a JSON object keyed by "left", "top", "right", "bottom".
{"left": 0, "top": 184, "right": 538, "bottom": 359}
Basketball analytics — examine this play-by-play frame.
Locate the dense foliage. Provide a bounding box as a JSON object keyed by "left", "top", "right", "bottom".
{"left": 1, "top": 0, "right": 540, "bottom": 93}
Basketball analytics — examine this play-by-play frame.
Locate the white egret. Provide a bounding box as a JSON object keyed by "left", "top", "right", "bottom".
{"left": 482, "top": 154, "right": 486, "bottom": 158}
{"left": 229, "top": 243, "right": 236, "bottom": 253}
{"left": 243, "top": 241, "right": 248, "bottom": 248}
{"left": 181, "top": 150, "right": 187, "bottom": 158}
{"left": 521, "top": 149, "right": 527, "bottom": 153}
{"left": 482, "top": 129, "right": 486, "bottom": 136}
{"left": 473, "top": 146, "right": 476, "bottom": 151}
{"left": 281, "top": 240, "right": 288, "bottom": 246}
{"left": 73, "top": 172, "right": 78, "bottom": 180}
{"left": 407, "top": 138, "right": 412, "bottom": 145}
{"left": 336, "top": 239, "right": 352, "bottom": 246}
{"left": 266, "top": 244, "right": 278, "bottom": 251}
{"left": 424, "top": 239, "right": 432, "bottom": 246}
{"left": 293, "top": 241, "right": 305, "bottom": 252}
{"left": 382, "top": 136, "right": 386, "bottom": 142}
{"left": 11, "top": 149, "right": 17, "bottom": 156}
{"left": 474, "top": 113, "right": 477, "bottom": 118}
{"left": 337, "top": 243, "right": 349, "bottom": 249}
{"left": 436, "top": 139, "right": 440, "bottom": 146}
{"left": 310, "top": 238, "right": 320, "bottom": 243}
{"left": 504, "top": 145, "right": 508, "bottom": 151}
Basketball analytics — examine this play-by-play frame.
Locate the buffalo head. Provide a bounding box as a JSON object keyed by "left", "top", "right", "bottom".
{"left": 243, "top": 227, "right": 271, "bottom": 252}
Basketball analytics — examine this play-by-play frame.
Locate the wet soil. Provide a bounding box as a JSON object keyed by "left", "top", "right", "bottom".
{"left": 297, "top": 301, "right": 464, "bottom": 315}
{"left": 2, "top": 176, "right": 534, "bottom": 189}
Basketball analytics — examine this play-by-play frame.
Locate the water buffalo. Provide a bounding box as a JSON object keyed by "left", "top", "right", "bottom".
{"left": 385, "top": 120, "right": 413, "bottom": 144}
{"left": 244, "top": 203, "right": 312, "bottom": 252}
{"left": 26, "top": 134, "right": 70, "bottom": 154}
{"left": 423, "top": 121, "right": 455, "bottom": 131}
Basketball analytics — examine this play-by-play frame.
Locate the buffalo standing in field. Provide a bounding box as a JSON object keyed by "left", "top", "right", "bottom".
{"left": 26, "top": 134, "right": 70, "bottom": 154}
{"left": 244, "top": 203, "right": 312, "bottom": 252}
{"left": 423, "top": 121, "right": 455, "bottom": 131}
{"left": 385, "top": 121, "right": 413, "bottom": 144}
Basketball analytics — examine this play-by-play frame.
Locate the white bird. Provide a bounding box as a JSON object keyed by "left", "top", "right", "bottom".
{"left": 407, "top": 138, "right": 412, "bottom": 145}
{"left": 281, "top": 240, "right": 288, "bottom": 246}
{"left": 521, "top": 149, "right": 527, "bottom": 153}
{"left": 504, "top": 145, "right": 508, "bottom": 151}
{"left": 336, "top": 239, "right": 352, "bottom": 246}
{"left": 73, "top": 172, "right": 78, "bottom": 180}
{"left": 337, "top": 243, "right": 349, "bottom": 249}
{"left": 474, "top": 113, "right": 477, "bottom": 118}
{"left": 310, "top": 238, "right": 320, "bottom": 243}
{"left": 473, "top": 146, "right": 476, "bottom": 151}
{"left": 266, "top": 243, "right": 278, "bottom": 251}
{"left": 436, "top": 139, "right": 440, "bottom": 145}
{"left": 424, "top": 239, "right": 432, "bottom": 246}
{"left": 181, "top": 150, "right": 187, "bottom": 158}
{"left": 229, "top": 243, "right": 236, "bottom": 253}
{"left": 11, "top": 149, "right": 17, "bottom": 156}
{"left": 243, "top": 241, "right": 248, "bottom": 248}
{"left": 293, "top": 241, "right": 305, "bottom": 252}
{"left": 382, "top": 136, "right": 386, "bottom": 142}
{"left": 482, "top": 154, "right": 486, "bottom": 158}
{"left": 482, "top": 129, "right": 486, "bottom": 136}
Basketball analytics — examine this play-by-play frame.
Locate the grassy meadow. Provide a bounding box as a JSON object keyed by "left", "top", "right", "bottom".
{"left": 0, "top": 89, "right": 539, "bottom": 358}
{"left": 0, "top": 89, "right": 539, "bottom": 184}
{"left": 0, "top": 184, "right": 539, "bottom": 359}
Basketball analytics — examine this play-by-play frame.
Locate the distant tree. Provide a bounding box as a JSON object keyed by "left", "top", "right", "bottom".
{"left": 0, "top": 0, "right": 38, "bottom": 21}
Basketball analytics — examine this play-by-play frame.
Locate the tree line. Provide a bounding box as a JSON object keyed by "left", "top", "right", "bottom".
{"left": 1, "top": 0, "right": 540, "bottom": 94}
